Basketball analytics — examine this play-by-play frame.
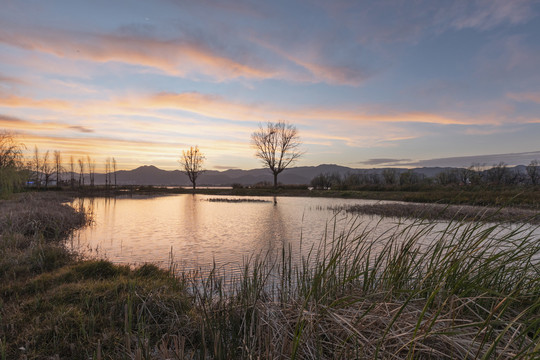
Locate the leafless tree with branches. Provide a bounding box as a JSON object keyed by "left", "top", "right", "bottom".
{"left": 54, "top": 150, "right": 62, "bottom": 187}
{"left": 32, "top": 146, "right": 41, "bottom": 188}
{"left": 112, "top": 157, "right": 117, "bottom": 188}
{"left": 69, "top": 155, "right": 75, "bottom": 189}
{"left": 78, "top": 158, "right": 85, "bottom": 187}
{"left": 41, "top": 150, "right": 54, "bottom": 188}
{"left": 179, "top": 146, "right": 205, "bottom": 189}
{"left": 251, "top": 121, "right": 302, "bottom": 189}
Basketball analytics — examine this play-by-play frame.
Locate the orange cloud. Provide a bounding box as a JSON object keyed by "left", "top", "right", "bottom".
{"left": 0, "top": 113, "right": 93, "bottom": 133}
{"left": 0, "top": 27, "right": 275, "bottom": 81}
{"left": 0, "top": 25, "right": 371, "bottom": 86}
{"left": 117, "top": 91, "right": 493, "bottom": 126}
{"left": 0, "top": 94, "right": 71, "bottom": 110}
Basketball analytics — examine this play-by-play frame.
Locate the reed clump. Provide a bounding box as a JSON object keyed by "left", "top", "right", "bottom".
{"left": 1, "top": 193, "right": 540, "bottom": 359}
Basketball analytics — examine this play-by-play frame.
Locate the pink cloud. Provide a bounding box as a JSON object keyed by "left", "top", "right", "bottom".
{"left": 0, "top": 26, "right": 276, "bottom": 81}
{"left": 508, "top": 92, "right": 540, "bottom": 104}
{"left": 0, "top": 94, "right": 71, "bottom": 110}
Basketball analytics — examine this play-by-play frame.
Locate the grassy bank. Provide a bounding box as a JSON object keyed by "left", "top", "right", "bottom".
{"left": 1, "top": 193, "right": 540, "bottom": 359}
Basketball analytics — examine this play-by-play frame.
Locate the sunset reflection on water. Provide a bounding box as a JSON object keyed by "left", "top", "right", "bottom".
{"left": 70, "top": 195, "right": 390, "bottom": 276}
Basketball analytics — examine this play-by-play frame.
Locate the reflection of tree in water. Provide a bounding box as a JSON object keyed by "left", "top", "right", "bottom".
{"left": 176, "top": 194, "right": 205, "bottom": 272}
{"left": 73, "top": 197, "right": 95, "bottom": 219}
{"left": 182, "top": 194, "right": 200, "bottom": 238}
{"left": 253, "top": 200, "right": 290, "bottom": 263}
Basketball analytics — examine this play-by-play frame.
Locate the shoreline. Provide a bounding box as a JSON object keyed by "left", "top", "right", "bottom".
{"left": 37, "top": 185, "right": 540, "bottom": 224}
{"left": 34, "top": 183, "right": 540, "bottom": 209}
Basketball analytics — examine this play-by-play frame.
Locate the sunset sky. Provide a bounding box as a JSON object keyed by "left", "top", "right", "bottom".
{"left": 1, "top": 0, "right": 540, "bottom": 171}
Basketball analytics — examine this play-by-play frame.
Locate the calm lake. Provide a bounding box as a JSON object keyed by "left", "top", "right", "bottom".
{"left": 70, "top": 195, "right": 412, "bottom": 274}
{"left": 69, "top": 194, "right": 539, "bottom": 277}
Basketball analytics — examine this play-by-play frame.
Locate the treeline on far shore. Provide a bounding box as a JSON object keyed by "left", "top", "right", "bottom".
{"left": 309, "top": 161, "right": 540, "bottom": 190}
{"left": 0, "top": 132, "right": 120, "bottom": 197}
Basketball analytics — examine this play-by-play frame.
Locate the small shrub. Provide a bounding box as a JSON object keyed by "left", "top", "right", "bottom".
{"left": 73, "top": 260, "right": 126, "bottom": 280}
{"left": 133, "top": 263, "right": 169, "bottom": 278}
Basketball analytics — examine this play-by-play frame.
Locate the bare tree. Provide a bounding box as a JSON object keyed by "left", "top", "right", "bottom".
{"left": 527, "top": 159, "right": 540, "bottom": 185}
{"left": 112, "top": 157, "right": 117, "bottom": 188}
{"left": 41, "top": 150, "right": 54, "bottom": 188}
{"left": 105, "top": 157, "right": 111, "bottom": 189}
{"left": 32, "top": 146, "right": 41, "bottom": 188}
{"left": 107, "top": 157, "right": 113, "bottom": 188}
{"left": 251, "top": 121, "right": 302, "bottom": 189}
{"left": 78, "top": 158, "right": 85, "bottom": 187}
{"left": 54, "top": 150, "right": 62, "bottom": 187}
{"left": 69, "top": 155, "right": 75, "bottom": 189}
{"left": 179, "top": 146, "right": 205, "bottom": 189}
{"left": 87, "top": 155, "right": 96, "bottom": 187}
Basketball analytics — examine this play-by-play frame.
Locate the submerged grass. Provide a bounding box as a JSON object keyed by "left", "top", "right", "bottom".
{"left": 1, "top": 193, "right": 540, "bottom": 359}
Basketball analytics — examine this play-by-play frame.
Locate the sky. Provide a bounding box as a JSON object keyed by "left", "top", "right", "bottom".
{"left": 1, "top": 0, "right": 540, "bottom": 171}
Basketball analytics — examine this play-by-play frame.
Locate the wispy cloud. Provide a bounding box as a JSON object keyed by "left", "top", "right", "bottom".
{"left": 115, "top": 91, "right": 499, "bottom": 126}
{"left": 0, "top": 73, "right": 26, "bottom": 85}
{"left": 0, "top": 17, "right": 375, "bottom": 86}
{"left": 448, "top": 0, "right": 535, "bottom": 31}
{"left": 508, "top": 91, "right": 540, "bottom": 104}
{"left": 0, "top": 113, "right": 93, "bottom": 134}
{"left": 360, "top": 158, "right": 412, "bottom": 166}
{"left": 0, "top": 93, "right": 71, "bottom": 110}
{"left": 68, "top": 125, "right": 94, "bottom": 133}
{"left": 0, "top": 26, "right": 275, "bottom": 81}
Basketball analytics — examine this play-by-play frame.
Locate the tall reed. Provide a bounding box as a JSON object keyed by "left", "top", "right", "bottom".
{"left": 185, "top": 217, "right": 540, "bottom": 359}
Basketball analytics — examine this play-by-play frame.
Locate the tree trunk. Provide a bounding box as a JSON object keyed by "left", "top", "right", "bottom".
{"left": 273, "top": 172, "right": 278, "bottom": 189}
{"left": 192, "top": 180, "right": 196, "bottom": 190}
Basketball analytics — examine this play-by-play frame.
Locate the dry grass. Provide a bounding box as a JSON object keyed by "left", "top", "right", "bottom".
{"left": 0, "top": 192, "right": 88, "bottom": 239}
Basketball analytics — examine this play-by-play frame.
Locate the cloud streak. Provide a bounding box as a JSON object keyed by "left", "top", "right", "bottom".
{"left": 0, "top": 93, "right": 71, "bottom": 110}
{"left": 508, "top": 92, "right": 540, "bottom": 104}
{"left": 115, "top": 91, "right": 501, "bottom": 126}
{"left": 0, "top": 26, "right": 275, "bottom": 81}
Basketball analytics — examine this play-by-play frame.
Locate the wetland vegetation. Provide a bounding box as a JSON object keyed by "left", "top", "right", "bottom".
{"left": 1, "top": 192, "right": 540, "bottom": 359}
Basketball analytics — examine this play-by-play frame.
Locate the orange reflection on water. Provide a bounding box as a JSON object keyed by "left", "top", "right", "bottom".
{"left": 70, "top": 194, "right": 385, "bottom": 275}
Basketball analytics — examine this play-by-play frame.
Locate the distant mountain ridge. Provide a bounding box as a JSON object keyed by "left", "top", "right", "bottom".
{"left": 75, "top": 164, "right": 526, "bottom": 186}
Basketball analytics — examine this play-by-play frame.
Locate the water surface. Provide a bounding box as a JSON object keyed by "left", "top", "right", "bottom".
{"left": 71, "top": 194, "right": 402, "bottom": 274}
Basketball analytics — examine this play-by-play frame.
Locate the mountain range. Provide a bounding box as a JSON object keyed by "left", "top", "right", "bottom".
{"left": 73, "top": 164, "right": 520, "bottom": 186}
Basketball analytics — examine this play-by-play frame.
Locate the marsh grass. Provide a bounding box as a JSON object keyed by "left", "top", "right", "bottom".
{"left": 2, "top": 193, "right": 540, "bottom": 359}
{"left": 176, "top": 218, "right": 540, "bottom": 359}
{"left": 204, "top": 197, "right": 272, "bottom": 203}
{"left": 332, "top": 202, "right": 540, "bottom": 224}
